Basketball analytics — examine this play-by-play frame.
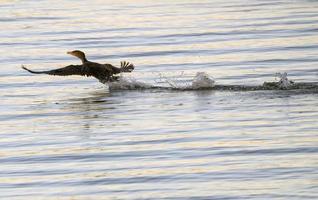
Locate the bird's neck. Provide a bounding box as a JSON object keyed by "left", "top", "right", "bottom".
{"left": 80, "top": 56, "right": 88, "bottom": 64}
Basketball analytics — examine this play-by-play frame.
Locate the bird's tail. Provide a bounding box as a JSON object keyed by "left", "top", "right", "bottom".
{"left": 21, "top": 65, "right": 46, "bottom": 74}
{"left": 120, "top": 61, "right": 134, "bottom": 73}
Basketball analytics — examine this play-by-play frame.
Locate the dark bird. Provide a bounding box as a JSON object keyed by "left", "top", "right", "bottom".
{"left": 22, "top": 50, "right": 134, "bottom": 83}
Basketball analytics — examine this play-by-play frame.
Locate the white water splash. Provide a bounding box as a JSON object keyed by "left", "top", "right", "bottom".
{"left": 156, "top": 71, "right": 215, "bottom": 89}
{"left": 107, "top": 71, "right": 304, "bottom": 91}
{"left": 156, "top": 71, "right": 191, "bottom": 89}
{"left": 276, "top": 72, "right": 294, "bottom": 89}
{"left": 192, "top": 72, "right": 215, "bottom": 89}
{"left": 108, "top": 72, "right": 215, "bottom": 90}
{"left": 108, "top": 74, "right": 152, "bottom": 90}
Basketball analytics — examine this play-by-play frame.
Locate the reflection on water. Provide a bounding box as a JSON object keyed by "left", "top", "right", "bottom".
{"left": 63, "top": 91, "right": 114, "bottom": 131}
{"left": 1, "top": 0, "right": 318, "bottom": 199}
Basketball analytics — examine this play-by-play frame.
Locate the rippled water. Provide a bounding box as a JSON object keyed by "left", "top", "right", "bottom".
{"left": 1, "top": 0, "right": 318, "bottom": 199}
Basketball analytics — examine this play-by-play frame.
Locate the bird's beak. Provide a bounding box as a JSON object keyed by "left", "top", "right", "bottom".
{"left": 67, "top": 51, "right": 72, "bottom": 55}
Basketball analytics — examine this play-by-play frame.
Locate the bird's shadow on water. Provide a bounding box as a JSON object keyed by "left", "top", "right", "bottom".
{"left": 66, "top": 91, "right": 112, "bottom": 105}
{"left": 56, "top": 89, "right": 120, "bottom": 132}
{"left": 64, "top": 90, "right": 118, "bottom": 113}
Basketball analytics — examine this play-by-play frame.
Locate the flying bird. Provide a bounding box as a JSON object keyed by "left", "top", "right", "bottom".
{"left": 22, "top": 50, "right": 134, "bottom": 83}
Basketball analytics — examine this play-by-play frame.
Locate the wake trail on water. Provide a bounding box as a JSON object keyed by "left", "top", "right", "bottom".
{"left": 108, "top": 72, "right": 318, "bottom": 92}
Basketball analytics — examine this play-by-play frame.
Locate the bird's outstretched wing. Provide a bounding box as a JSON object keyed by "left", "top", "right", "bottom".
{"left": 22, "top": 65, "right": 93, "bottom": 77}
{"left": 120, "top": 61, "right": 134, "bottom": 73}
{"left": 103, "top": 61, "right": 134, "bottom": 74}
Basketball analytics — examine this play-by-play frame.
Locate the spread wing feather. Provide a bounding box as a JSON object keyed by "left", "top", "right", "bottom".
{"left": 22, "top": 65, "right": 93, "bottom": 77}
{"left": 120, "top": 61, "right": 134, "bottom": 72}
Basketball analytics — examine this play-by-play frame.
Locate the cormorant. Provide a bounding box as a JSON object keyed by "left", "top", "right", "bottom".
{"left": 22, "top": 50, "right": 134, "bottom": 83}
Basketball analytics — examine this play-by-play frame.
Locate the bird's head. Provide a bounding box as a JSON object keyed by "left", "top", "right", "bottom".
{"left": 67, "top": 50, "right": 87, "bottom": 63}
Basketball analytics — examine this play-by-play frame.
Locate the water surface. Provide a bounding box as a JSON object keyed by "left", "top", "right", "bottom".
{"left": 1, "top": 0, "right": 318, "bottom": 199}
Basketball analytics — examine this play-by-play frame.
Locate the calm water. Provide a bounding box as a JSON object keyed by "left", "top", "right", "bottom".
{"left": 1, "top": 0, "right": 318, "bottom": 199}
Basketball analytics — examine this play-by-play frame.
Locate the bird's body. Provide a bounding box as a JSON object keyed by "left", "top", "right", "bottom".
{"left": 22, "top": 50, "right": 134, "bottom": 83}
